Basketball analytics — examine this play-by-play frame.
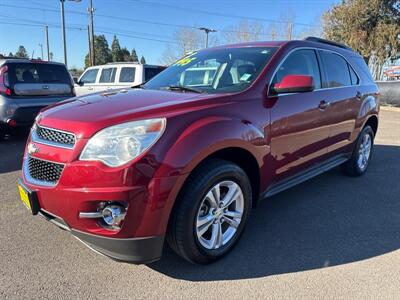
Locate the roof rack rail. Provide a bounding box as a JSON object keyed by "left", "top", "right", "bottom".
{"left": 303, "top": 36, "right": 352, "bottom": 51}
{"left": 106, "top": 61, "right": 141, "bottom": 65}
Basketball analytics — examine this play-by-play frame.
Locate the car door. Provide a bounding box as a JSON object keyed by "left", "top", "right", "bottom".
{"left": 269, "top": 49, "right": 331, "bottom": 181}
{"left": 76, "top": 68, "right": 99, "bottom": 96}
{"left": 97, "top": 67, "right": 117, "bottom": 93}
{"left": 318, "top": 50, "right": 361, "bottom": 155}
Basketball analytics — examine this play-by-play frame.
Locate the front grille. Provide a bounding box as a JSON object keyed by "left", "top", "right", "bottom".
{"left": 27, "top": 156, "right": 64, "bottom": 183}
{"left": 36, "top": 126, "right": 75, "bottom": 147}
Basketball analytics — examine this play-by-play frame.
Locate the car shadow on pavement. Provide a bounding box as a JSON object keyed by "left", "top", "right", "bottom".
{"left": 148, "top": 144, "right": 400, "bottom": 281}
{"left": 0, "top": 130, "right": 28, "bottom": 174}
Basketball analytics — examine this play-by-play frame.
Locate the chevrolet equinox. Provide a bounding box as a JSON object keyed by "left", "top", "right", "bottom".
{"left": 18, "top": 37, "right": 379, "bottom": 264}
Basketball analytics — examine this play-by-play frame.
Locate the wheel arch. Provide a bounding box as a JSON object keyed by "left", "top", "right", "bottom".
{"left": 363, "top": 114, "right": 378, "bottom": 137}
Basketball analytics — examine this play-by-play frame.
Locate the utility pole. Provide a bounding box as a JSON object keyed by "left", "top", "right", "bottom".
{"left": 288, "top": 23, "right": 293, "bottom": 40}
{"left": 60, "top": 0, "right": 67, "bottom": 67}
{"left": 59, "top": 0, "right": 81, "bottom": 68}
{"left": 199, "top": 27, "right": 217, "bottom": 48}
{"left": 38, "top": 44, "right": 43, "bottom": 60}
{"left": 88, "top": 0, "right": 95, "bottom": 66}
{"left": 45, "top": 25, "right": 50, "bottom": 61}
{"left": 87, "top": 25, "right": 92, "bottom": 66}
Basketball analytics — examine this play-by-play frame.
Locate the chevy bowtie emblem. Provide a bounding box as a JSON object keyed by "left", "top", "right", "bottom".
{"left": 42, "top": 85, "right": 49, "bottom": 90}
{"left": 27, "top": 143, "right": 39, "bottom": 155}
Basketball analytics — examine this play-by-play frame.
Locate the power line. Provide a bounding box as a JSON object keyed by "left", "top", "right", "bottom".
{"left": 128, "top": 0, "right": 320, "bottom": 27}
{"left": 0, "top": 20, "right": 180, "bottom": 45}
{"left": 0, "top": 3, "right": 317, "bottom": 36}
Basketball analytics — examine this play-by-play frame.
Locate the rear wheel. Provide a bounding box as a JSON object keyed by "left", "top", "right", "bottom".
{"left": 341, "top": 125, "right": 374, "bottom": 176}
{"left": 167, "top": 159, "right": 252, "bottom": 264}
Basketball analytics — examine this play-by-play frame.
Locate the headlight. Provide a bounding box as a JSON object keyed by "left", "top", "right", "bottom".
{"left": 80, "top": 118, "right": 166, "bottom": 167}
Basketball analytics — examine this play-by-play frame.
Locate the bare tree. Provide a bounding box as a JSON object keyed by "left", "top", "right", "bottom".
{"left": 279, "top": 10, "right": 296, "bottom": 40}
{"left": 161, "top": 28, "right": 204, "bottom": 65}
{"left": 266, "top": 22, "right": 280, "bottom": 41}
{"left": 222, "top": 20, "right": 266, "bottom": 44}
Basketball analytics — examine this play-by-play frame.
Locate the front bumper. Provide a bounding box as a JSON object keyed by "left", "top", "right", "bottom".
{"left": 72, "top": 230, "right": 164, "bottom": 264}
{"left": 38, "top": 207, "right": 164, "bottom": 264}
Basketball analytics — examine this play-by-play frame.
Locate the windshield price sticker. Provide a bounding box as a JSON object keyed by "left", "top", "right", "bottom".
{"left": 174, "top": 53, "right": 197, "bottom": 66}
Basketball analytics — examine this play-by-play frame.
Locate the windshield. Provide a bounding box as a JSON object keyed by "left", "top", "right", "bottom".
{"left": 144, "top": 47, "right": 277, "bottom": 94}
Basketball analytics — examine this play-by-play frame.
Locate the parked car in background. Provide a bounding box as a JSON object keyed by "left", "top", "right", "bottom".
{"left": 383, "top": 65, "right": 400, "bottom": 80}
{"left": 0, "top": 59, "right": 75, "bottom": 141}
{"left": 18, "top": 37, "right": 379, "bottom": 264}
{"left": 74, "top": 62, "right": 166, "bottom": 96}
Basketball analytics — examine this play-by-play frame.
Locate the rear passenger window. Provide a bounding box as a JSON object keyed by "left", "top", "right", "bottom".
{"left": 348, "top": 65, "right": 359, "bottom": 85}
{"left": 272, "top": 49, "right": 321, "bottom": 90}
{"left": 99, "top": 67, "right": 117, "bottom": 83}
{"left": 119, "top": 67, "right": 136, "bottom": 83}
{"left": 320, "top": 51, "right": 351, "bottom": 87}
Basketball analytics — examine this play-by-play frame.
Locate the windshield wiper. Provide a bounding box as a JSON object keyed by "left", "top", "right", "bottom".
{"left": 166, "top": 85, "right": 203, "bottom": 93}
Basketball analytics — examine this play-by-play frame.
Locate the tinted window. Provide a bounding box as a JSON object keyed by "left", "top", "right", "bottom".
{"left": 351, "top": 57, "right": 374, "bottom": 83}
{"left": 144, "top": 67, "right": 165, "bottom": 81}
{"left": 8, "top": 63, "right": 71, "bottom": 85}
{"left": 272, "top": 49, "right": 321, "bottom": 90}
{"left": 80, "top": 69, "right": 98, "bottom": 84}
{"left": 99, "top": 67, "right": 117, "bottom": 83}
{"left": 348, "top": 65, "right": 359, "bottom": 85}
{"left": 320, "top": 51, "right": 351, "bottom": 87}
{"left": 119, "top": 67, "right": 136, "bottom": 83}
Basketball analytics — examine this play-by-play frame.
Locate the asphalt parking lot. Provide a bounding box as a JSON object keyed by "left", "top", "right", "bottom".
{"left": 0, "top": 108, "right": 399, "bottom": 299}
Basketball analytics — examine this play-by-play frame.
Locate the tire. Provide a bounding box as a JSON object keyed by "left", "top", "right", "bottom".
{"left": 167, "top": 159, "right": 252, "bottom": 264}
{"left": 341, "top": 125, "right": 374, "bottom": 176}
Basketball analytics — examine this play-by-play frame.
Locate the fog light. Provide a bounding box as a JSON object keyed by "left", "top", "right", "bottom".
{"left": 102, "top": 205, "right": 126, "bottom": 227}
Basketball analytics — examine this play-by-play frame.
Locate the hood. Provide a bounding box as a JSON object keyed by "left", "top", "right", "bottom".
{"left": 38, "top": 89, "right": 227, "bottom": 138}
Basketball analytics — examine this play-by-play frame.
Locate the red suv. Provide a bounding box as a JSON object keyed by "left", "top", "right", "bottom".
{"left": 18, "top": 37, "right": 379, "bottom": 264}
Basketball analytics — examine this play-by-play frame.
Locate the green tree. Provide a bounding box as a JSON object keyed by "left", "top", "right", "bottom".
{"left": 84, "top": 35, "right": 112, "bottom": 67}
{"left": 120, "top": 47, "right": 131, "bottom": 61}
{"left": 111, "top": 35, "right": 123, "bottom": 62}
{"left": 323, "top": 0, "right": 400, "bottom": 79}
{"left": 8, "top": 52, "right": 14, "bottom": 57}
{"left": 130, "top": 49, "right": 139, "bottom": 62}
{"left": 140, "top": 56, "right": 146, "bottom": 64}
{"left": 15, "top": 45, "right": 28, "bottom": 58}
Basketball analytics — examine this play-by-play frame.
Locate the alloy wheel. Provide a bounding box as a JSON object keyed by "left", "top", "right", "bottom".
{"left": 357, "top": 132, "right": 372, "bottom": 171}
{"left": 195, "top": 180, "right": 244, "bottom": 250}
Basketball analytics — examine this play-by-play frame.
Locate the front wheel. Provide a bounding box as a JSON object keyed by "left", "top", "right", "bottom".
{"left": 167, "top": 159, "right": 252, "bottom": 264}
{"left": 341, "top": 125, "right": 374, "bottom": 176}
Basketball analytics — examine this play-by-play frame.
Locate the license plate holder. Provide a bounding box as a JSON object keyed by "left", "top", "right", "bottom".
{"left": 17, "top": 179, "right": 40, "bottom": 215}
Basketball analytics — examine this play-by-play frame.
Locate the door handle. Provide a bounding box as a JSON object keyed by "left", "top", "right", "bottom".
{"left": 88, "top": 87, "right": 94, "bottom": 90}
{"left": 318, "top": 100, "right": 330, "bottom": 110}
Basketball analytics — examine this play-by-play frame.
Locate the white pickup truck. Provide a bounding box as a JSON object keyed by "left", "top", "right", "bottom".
{"left": 74, "top": 62, "right": 166, "bottom": 96}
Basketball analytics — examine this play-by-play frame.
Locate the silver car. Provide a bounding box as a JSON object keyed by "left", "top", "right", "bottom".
{"left": 0, "top": 59, "right": 75, "bottom": 141}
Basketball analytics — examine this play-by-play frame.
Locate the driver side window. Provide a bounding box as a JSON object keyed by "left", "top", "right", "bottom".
{"left": 272, "top": 49, "right": 321, "bottom": 91}
{"left": 80, "top": 68, "right": 98, "bottom": 84}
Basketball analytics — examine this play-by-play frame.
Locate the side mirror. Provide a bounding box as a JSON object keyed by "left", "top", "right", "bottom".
{"left": 274, "top": 75, "right": 314, "bottom": 94}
